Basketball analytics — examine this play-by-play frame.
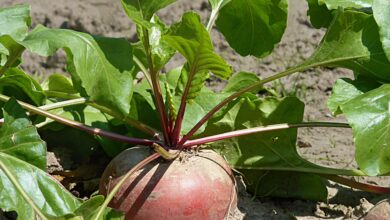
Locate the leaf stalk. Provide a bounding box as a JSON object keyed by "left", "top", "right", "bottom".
{"left": 182, "top": 122, "right": 351, "bottom": 147}
{"left": 0, "top": 94, "right": 156, "bottom": 146}
{"left": 178, "top": 65, "right": 307, "bottom": 145}
{"left": 141, "top": 28, "right": 171, "bottom": 144}
{"left": 44, "top": 91, "right": 159, "bottom": 137}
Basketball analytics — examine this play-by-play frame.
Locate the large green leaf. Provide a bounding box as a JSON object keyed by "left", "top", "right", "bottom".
{"left": 373, "top": 0, "right": 390, "bottom": 60}
{"left": 0, "top": 5, "right": 30, "bottom": 68}
{"left": 327, "top": 77, "right": 380, "bottom": 115}
{"left": 306, "top": 0, "right": 372, "bottom": 32}
{"left": 164, "top": 12, "right": 232, "bottom": 101}
{"left": 0, "top": 5, "right": 31, "bottom": 41}
{"left": 207, "top": 0, "right": 232, "bottom": 31}
{"left": 319, "top": 0, "right": 372, "bottom": 9}
{"left": 22, "top": 26, "right": 134, "bottom": 115}
{"left": 120, "top": 0, "right": 176, "bottom": 27}
{"left": 216, "top": 0, "right": 288, "bottom": 58}
{"left": 0, "top": 99, "right": 81, "bottom": 219}
{"left": 0, "top": 68, "right": 45, "bottom": 106}
{"left": 306, "top": 0, "right": 333, "bottom": 28}
{"left": 341, "top": 85, "right": 390, "bottom": 176}
{"left": 0, "top": 99, "right": 46, "bottom": 169}
{"left": 206, "top": 97, "right": 306, "bottom": 168}
{"left": 301, "top": 9, "right": 390, "bottom": 83}
{"left": 202, "top": 97, "right": 359, "bottom": 200}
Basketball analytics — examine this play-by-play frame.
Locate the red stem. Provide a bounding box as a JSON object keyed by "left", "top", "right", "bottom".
{"left": 178, "top": 65, "right": 308, "bottom": 146}
{"left": 172, "top": 63, "right": 198, "bottom": 147}
{"left": 0, "top": 96, "right": 156, "bottom": 146}
{"left": 151, "top": 74, "right": 171, "bottom": 144}
{"left": 182, "top": 122, "right": 351, "bottom": 148}
{"left": 323, "top": 174, "right": 390, "bottom": 194}
{"left": 142, "top": 28, "right": 170, "bottom": 145}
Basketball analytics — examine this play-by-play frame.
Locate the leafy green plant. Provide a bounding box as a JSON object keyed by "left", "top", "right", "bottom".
{"left": 0, "top": 0, "right": 390, "bottom": 219}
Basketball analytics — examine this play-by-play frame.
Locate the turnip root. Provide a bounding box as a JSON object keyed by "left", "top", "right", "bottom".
{"left": 99, "top": 146, "right": 237, "bottom": 220}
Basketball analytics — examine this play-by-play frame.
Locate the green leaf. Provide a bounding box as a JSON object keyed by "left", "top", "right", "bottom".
{"left": 206, "top": 97, "right": 306, "bottom": 167}
{"left": 373, "top": 0, "right": 390, "bottom": 61}
{"left": 0, "top": 5, "right": 30, "bottom": 69}
{"left": 0, "top": 99, "right": 81, "bottom": 219}
{"left": 203, "top": 97, "right": 357, "bottom": 200}
{"left": 43, "top": 105, "right": 127, "bottom": 157}
{"left": 301, "top": 9, "right": 390, "bottom": 83}
{"left": 327, "top": 77, "right": 380, "bottom": 115}
{"left": 223, "top": 71, "right": 261, "bottom": 93}
{"left": 68, "top": 196, "right": 124, "bottom": 220}
{"left": 306, "top": 0, "right": 333, "bottom": 28}
{"left": 242, "top": 170, "right": 327, "bottom": 201}
{"left": 0, "top": 98, "right": 46, "bottom": 169}
{"left": 341, "top": 85, "right": 390, "bottom": 176}
{"left": 176, "top": 63, "right": 209, "bottom": 101}
{"left": 164, "top": 12, "right": 232, "bottom": 79}
{"left": 0, "top": 5, "right": 31, "bottom": 41}
{"left": 120, "top": 0, "right": 176, "bottom": 27}
{"left": 0, "top": 68, "right": 45, "bottom": 106}
{"left": 137, "top": 15, "right": 176, "bottom": 71}
{"left": 209, "top": 0, "right": 232, "bottom": 9}
{"left": 0, "top": 35, "right": 25, "bottom": 69}
{"left": 319, "top": 0, "right": 372, "bottom": 9}
{"left": 207, "top": 0, "right": 232, "bottom": 31}
{"left": 22, "top": 26, "right": 134, "bottom": 115}
{"left": 129, "top": 93, "right": 161, "bottom": 131}
{"left": 47, "top": 73, "right": 78, "bottom": 94}
{"left": 216, "top": 0, "right": 288, "bottom": 58}
{"left": 165, "top": 82, "right": 177, "bottom": 122}
{"left": 180, "top": 89, "right": 230, "bottom": 135}
{"left": 164, "top": 12, "right": 232, "bottom": 101}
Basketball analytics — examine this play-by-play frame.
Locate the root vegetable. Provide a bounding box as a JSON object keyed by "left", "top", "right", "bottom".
{"left": 99, "top": 146, "right": 237, "bottom": 220}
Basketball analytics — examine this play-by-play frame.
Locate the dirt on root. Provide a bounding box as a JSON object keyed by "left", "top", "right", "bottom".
{"left": 1, "top": 0, "right": 390, "bottom": 219}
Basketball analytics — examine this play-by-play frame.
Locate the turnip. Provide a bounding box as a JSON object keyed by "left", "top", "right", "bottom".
{"left": 99, "top": 146, "right": 237, "bottom": 219}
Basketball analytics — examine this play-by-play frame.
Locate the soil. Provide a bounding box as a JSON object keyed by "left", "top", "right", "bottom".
{"left": 1, "top": 0, "right": 389, "bottom": 219}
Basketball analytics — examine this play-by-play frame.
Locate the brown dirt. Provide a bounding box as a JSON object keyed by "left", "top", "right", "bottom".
{"left": 1, "top": 0, "right": 390, "bottom": 219}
